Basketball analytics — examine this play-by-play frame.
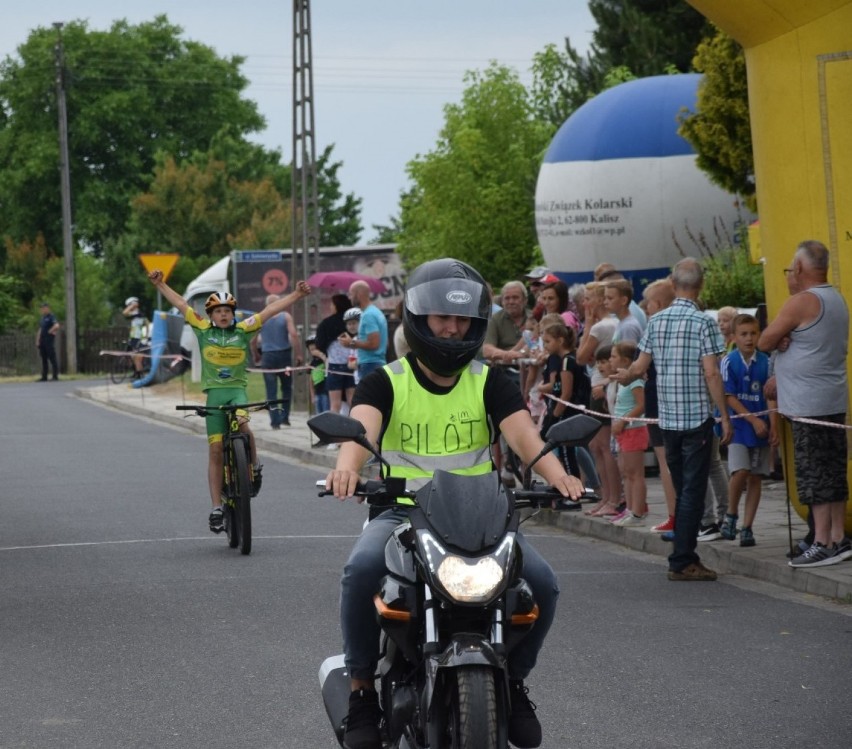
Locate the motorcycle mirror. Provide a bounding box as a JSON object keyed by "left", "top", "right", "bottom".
{"left": 544, "top": 414, "right": 601, "bottom": 447}
{"left": 307, "top": 411, "right": 392, "bottom": 471}
{"left": 307, "top": 411, "right": 366, "bottom": 443}
{"left": 524, "top": 414, "right": 603, "bottom": 484}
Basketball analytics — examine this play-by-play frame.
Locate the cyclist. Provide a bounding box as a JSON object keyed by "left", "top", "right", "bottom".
{"left": 147, "top": 269, "right": 312, "bottom": 532}
{"left": 122, "top": 296, "right": 150, "bottom": 380}
{"left": 324, "top": 258, "right": 584, "bottom": 749}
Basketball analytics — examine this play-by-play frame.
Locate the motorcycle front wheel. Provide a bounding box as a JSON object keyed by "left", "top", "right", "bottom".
{"left": 447, "top": 666, "right": 498, "bottom": 749}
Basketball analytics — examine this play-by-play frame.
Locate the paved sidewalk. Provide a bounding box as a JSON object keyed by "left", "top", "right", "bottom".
{"left": 75, "top": 380, "right": 852, "bottom": 603}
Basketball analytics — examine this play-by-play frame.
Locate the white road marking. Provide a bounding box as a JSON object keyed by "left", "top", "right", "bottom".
{"left": 0, "top": 535, "right": 359, "bottom": 552}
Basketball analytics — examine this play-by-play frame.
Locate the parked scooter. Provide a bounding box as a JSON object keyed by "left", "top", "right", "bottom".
{"left": 309, "top": 411, "right": 601, "bottom": 749}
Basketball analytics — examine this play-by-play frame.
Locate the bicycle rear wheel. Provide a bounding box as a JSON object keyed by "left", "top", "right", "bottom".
{"left": 110, "top": 354, "right": 131, "bottom": 384}
{"left": 232, "top": 436, "right": 253, "bottom": 556}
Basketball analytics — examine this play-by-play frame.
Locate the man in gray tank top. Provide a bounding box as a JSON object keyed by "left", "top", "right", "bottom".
{"left": 759, "top": 240, "right": 850, "bottom": 568}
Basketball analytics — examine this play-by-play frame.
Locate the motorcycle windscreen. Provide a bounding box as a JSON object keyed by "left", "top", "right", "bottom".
{"left": 416, "top": 470, "right": 510, "bottom": 553}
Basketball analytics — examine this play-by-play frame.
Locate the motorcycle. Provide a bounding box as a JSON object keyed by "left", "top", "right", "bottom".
{"left": 309, "top": 411, "right": 601, "bottom": 749}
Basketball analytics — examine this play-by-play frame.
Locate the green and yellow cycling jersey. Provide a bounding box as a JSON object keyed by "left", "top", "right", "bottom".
{"left": 185, "top": 308, "right": 262, "bottom": 390}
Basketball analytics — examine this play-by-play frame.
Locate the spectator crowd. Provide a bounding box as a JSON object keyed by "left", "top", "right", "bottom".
{"left": 304, "top": 242, "right": 849, "bottom": 577}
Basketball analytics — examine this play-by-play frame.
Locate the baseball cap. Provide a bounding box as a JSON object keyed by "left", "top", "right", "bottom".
{"left": 524, "top": 265, "right": 550, "bottom": 281}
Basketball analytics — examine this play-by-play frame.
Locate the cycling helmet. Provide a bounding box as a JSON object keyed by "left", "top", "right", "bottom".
{"left": 402, "top": 258, "right": 491, "bottom": 377}
{"left": 343, "top": 307, "right": 362, "bottom": 322}
{"left": 205, "top": 291, "right": 237, "bottom": 315}
{"left": 124, "top": 296, "right": 139, "bottom": 307}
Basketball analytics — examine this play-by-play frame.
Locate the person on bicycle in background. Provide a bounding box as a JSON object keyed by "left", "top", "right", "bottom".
{"left": 122, "top": 296, "right": 151, "bottom": 380}
{"left": 324, "top": 258, "right": 584, "bottom": 749}
{"left": 147, "top": 269, "right": 311, "bottom": 533}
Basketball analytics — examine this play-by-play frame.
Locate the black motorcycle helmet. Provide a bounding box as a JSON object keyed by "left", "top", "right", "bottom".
{"left": 402, "top": 258, "right": 491, "bottom": 377}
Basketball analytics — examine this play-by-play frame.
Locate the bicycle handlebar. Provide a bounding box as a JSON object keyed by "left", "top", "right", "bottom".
{"left": 175, "top": 399, "right": 289, "bottom": 417}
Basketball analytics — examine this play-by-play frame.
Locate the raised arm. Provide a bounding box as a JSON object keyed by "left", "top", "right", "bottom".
{"left": 148, "top": 270, "right": 188, "bottom": 315}
{"left": 257, "top": 281, "right": 312, "bottom": 324}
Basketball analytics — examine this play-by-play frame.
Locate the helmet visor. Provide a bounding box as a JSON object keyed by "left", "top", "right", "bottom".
{"left": 405, "top": 278, "right": 490, "bottom": 320}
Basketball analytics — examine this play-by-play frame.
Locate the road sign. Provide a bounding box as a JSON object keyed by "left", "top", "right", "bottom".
{"left": 233, "top": 250, "right": 283, "bottom": 262}
{"left": 139, "top": 253, "right": 180, "bottom": 282}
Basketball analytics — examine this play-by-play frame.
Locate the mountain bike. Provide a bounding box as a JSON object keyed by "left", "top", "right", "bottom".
{"left": 176, "top": 399, "right": 285, "bottom": 555}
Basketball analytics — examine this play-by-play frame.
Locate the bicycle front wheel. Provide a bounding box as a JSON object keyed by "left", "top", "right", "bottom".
{"left": 232, "top": 436, "right": 253, "bottom": 556}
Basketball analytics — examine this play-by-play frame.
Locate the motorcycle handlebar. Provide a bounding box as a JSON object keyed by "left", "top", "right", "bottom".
{"left": 315, "top": 477, "right": 417, "bottom": 506}
{"left": 512, "top": 486, "right": 599, "bottom": 509}
{"left": 316, "top": 478, "right": 598, "bottom": 510}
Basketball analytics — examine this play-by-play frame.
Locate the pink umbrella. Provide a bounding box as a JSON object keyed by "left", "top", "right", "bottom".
{"left": 306, "top": 270, "right": 386, "bottom": 295}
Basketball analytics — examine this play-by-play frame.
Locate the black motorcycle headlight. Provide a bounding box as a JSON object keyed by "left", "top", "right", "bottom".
{"left": 418, "top": 530, "right": 516, "bottom": 604}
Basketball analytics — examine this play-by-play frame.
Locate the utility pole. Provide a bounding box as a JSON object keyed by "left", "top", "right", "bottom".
{"left": 53, "top": 22, "right": 77, "bottom": 374}
{"left": 292, "top": 0, "right": 320, "bottom": 409}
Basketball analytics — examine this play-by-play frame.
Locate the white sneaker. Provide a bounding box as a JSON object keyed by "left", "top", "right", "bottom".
{"left": 614, "top": 512, "right": 645, "bottom": 527}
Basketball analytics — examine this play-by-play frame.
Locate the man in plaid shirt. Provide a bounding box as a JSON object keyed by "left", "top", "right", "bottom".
{"left": 614, "top": 258, "right": 732, "bottom": 581}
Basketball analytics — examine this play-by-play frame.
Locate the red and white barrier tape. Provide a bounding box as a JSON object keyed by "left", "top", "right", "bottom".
{"left": 542, "top": 394, "right": 851, "bottom": 430}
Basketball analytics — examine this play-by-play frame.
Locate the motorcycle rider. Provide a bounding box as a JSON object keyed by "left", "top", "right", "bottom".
{"left": 325, "top": 258, "right": 585, "bottom": 749}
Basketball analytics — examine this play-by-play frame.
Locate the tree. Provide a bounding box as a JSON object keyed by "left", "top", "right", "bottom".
{"left": 397, "top": 64, "right": 553, "bottom": 284}
{"left": 107, "top": 140, "right": 362, "bottom": 303}
{"left": 700, "top": 246, "right": 765, "bottom": 309}
{"left": 677, "top": 29, "right": 755, "bottom": 212}
{"left": 0, "top": 15, "right": 264, "bottom": 261}
{"left": 531, "top": 1, "right": 711, "bottom": 129}
{"left": 315, "top": 145, "right": 363, "bottom": 247}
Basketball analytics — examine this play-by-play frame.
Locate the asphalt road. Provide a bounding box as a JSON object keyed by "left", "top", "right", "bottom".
{"left": 2, "top": 380, "right": 851, "bottom": 748}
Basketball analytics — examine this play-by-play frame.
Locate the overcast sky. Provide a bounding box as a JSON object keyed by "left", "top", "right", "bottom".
{"left": 1, "top": 0, "right": 594, "bottom": 242}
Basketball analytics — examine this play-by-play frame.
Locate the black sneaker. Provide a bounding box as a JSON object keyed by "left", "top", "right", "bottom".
{"left": 343, "top": 688, "right": 382, "bottom": 749}
{"left": 208, "top": 507, "right": 225, "bottom": 534}
{"left": 508, "top": 680, "right": 542, "bottom": 748}
{"left": 832, "top": 537, "right": 852, "bottom": 562}
{"left": 786, "top": 539, "right": 811, "bottom": 559}
{"left": 251, "top": 464, "right": 263, "bottom": 497}
{"left": 697, "top": 523, "right": 722, "bottom": 542}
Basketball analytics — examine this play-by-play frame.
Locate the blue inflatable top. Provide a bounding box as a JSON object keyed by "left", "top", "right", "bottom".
{"left": 543, "top": 74, "right": 701, "bottom": 163}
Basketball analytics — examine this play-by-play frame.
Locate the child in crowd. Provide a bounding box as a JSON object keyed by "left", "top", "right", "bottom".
{"left": 716, "top": 305, "right": 738, "bottom": 352}
{"left": 609, "top": 341, "right": 648, "bottom": 526}
{"left": 522, "top": 317, "right": 547, "bottom": 426}
{"left": 539, "top": 321, "right": 596, "bottom": 500}
{"left": 641, "top": 279, "right": 678, "bottom": 533}
{"left": 720, "top": 314, "right": 778, "bottom": 546}
{"left": 586, "top": 344, "right": 622, "bottom": 516}
{"left": 306, "top": 335, "right": 329, "bottom": 415}
{"left": 342, "top": 307, "right": 362, "bottom": 385}
{"left": 604, "top": 279, "right": 643, "bottom": 344}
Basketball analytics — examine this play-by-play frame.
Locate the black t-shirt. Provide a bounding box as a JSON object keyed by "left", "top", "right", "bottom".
{"left": 352, "top": 353, "right": 525, "bottom": 444}
{"left": 549, "top": 353, "right": 590, "bottom": 416}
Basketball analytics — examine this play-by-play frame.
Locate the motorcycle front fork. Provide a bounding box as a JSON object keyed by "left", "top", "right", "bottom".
{"left": 422, "top": 587, "right": 505, "bottom": 647}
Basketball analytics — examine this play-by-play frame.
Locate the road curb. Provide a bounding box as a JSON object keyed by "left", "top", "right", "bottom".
{"left": 532, "top": 509, "right": 852, "bottom": 601}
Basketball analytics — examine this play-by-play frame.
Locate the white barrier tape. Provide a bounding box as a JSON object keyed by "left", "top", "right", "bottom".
{"left": 99, "top": 349, "right": 187, "bottom": 361}
{"left": 542, "top": 394, "right": 850, "bottom": 430}
{"left": 247, "top": 365, "right": 311, "bottom": 375}
{"left": 785, "top": 415, "right": 851, "bottom": 430}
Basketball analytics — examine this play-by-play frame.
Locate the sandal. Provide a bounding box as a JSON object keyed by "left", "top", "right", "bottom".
{"left": 590, "top": 504, "right": 619, "bottom": 517}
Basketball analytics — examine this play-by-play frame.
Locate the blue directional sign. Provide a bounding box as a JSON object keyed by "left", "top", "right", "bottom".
{"left": 233, "top": 250, "right": 283, "bottom": 262}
